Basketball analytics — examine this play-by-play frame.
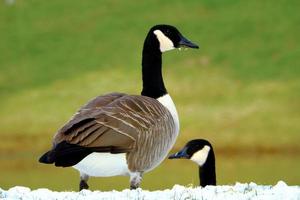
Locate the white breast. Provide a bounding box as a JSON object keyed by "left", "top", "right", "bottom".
{"left": 73, "top": 153, "right": 130, "bottom": 177}
{"left": 157, "top": 94, "right": 180, "bottom": 135}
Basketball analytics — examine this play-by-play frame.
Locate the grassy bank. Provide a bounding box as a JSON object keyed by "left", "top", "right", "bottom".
{"left": 0, "top": 0, "right": 299, "bottom": 189}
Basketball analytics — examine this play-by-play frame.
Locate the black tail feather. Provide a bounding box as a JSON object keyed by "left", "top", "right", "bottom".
{"left": 39, "top": 150, "right": 55, "bottom": 164}
{"left": 38, "top": 142, "right": 93, "bottom": 167}
{"left": 38, "top": 141, "right": 130, "bottom": 167}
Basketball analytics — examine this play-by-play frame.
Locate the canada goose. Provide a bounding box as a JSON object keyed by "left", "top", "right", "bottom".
{"left": 39, "top": 24, "right": 199, "bottom": 191}
{"left": 169, "top": 139, "right": 216, "bottom": 187}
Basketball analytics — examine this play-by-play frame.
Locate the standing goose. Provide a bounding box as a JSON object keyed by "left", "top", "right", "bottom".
{"left": 169, "top": 139, "right": 216, "bottom": 187}
{"left": 39, "top": 24, "right": 199, "bottom": 190}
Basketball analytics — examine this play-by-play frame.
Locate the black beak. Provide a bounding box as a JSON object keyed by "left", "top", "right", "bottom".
{"left": 178, "top": 35, "right": 199, "bottom": 49}
{"left": 168, "top": 147, "right": 189, "bottom": 159}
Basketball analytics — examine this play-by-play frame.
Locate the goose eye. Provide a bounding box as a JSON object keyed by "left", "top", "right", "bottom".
{"left": 164, "top": 29, "right": 171, "bottom": 36}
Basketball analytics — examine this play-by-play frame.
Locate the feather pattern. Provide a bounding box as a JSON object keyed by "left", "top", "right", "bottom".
{"left": 51, "top": 92, "right": 177, "bottom": 172}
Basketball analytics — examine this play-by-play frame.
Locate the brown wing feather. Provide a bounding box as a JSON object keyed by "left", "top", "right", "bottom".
{"left": 58, "top": 92, "right": 126, "bottom": 134}
{"left": 53, "top": 93, "right": 171, "bottom": 154}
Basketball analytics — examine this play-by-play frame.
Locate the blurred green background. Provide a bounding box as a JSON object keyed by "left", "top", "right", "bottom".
{"left": 0, "top": 0, "right": 299, "bottom": 191}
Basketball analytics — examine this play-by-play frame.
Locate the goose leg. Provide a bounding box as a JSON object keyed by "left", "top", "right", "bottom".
{"left": 79, "top": 173, "right": 89, "bottom": 191}
{"left": 129, "top": 172, "right": 143, "bottom": 189}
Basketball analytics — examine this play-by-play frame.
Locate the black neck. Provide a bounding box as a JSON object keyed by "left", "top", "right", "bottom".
{"left": 198, "top": 151, "right": 216, "bottom": 187}
{"left": 141, "top": 33, "right": 167, "bottom": 99}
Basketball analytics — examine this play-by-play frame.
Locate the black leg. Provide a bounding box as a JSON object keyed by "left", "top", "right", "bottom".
{"left": 79, "top": 173, "right": 89, "bottom": 191}
{"left": 129, "top": 172, "right": 142, "bottom": 190}
{"left": 130, "top": 184, "right": 138, "bottom": 190}
{"left": 79, "top": 180, "right": 89, "bottom": 191}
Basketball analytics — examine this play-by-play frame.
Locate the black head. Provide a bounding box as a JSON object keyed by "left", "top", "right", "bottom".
{"left": 169, "top": 139, "right": 213, "bottom": 166}
{"left": 144, "top": 24, "right": 199, "bottom": 53}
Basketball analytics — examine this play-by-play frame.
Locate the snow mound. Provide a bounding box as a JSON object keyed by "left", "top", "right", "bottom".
{"left": 1, "top": 181, "right": 299, "bottom": 200}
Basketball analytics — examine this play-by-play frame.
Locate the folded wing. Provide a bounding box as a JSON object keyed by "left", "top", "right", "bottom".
{"left": 39, "top": 93, "right": 171, "bottom": 167}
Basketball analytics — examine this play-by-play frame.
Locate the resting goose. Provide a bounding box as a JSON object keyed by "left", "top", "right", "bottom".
{"left": 39, "top": 24, "right": 199, "bottom": 190}
{"left": 169, "top": 139, "right": 216, "bottom": 187}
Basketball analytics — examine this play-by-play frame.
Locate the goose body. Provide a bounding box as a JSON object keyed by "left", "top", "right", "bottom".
{"left": 39, "top": 24, "right": 199, "bottom": 190}
{"left": 56, "top": 93, "right": 178, "bottom": 175}
{"left": 169, "top": 139, "right": 216, "bottom": 187}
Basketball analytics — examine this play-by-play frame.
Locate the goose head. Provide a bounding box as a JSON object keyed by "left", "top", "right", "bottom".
{"left": 169, "top": 139, "right": 216, "bottom": 187}
{"left": 144, "top": 24, "right": 199, "bottom": 53}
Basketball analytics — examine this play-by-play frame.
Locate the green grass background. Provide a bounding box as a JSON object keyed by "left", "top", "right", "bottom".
{"left": 0, "top": 0, "right": 299, "bottom": 191}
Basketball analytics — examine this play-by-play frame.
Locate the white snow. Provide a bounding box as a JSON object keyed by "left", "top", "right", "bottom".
{"left": 1, "top": 181, "right": 299, "bottom": 200}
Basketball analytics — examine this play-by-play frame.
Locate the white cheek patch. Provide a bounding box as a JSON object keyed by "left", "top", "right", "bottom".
{"left": 153, "top": 30, "right": 175, "bottom": 52}
{"left": 190, "top": 145, "right": 211, "bottom": 166}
